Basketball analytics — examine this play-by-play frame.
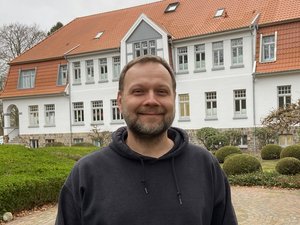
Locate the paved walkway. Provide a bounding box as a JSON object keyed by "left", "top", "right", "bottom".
{"left": 2, "top": 186, "right": 300, "bottom": 225}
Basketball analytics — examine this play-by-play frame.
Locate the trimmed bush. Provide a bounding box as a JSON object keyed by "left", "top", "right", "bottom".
{"left": 223, "top": 154, "right": 262, "bottom": 175}
{"left": 215, "top": 146, "right": 242, "bottom": 163}
{"left": 275, "top": 157, "right": 300, "bottom": 175}
{"left": 280, "top": 144, "right": 300, "bottom": 160}
{"left": 261, "top": 144, "right": 282, "bottom": 160}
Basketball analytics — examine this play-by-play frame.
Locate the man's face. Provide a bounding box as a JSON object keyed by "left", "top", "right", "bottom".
{"left": 117, "top": 62, "right": 176, "bottom": 138}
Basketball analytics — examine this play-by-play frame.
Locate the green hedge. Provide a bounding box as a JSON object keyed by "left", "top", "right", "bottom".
{"left": 275, "top": 157, "right": 300, "bottom": 175}
{"left": 280, "top": 144, "right": 300, "bottom": 160}
{"left": 223, "top": 154, "right": 262, "bottom": 175}
{"left": 215, "top": 146, "right": 242, "bottom": 163}
{"left": 261, "top": 144, "right": 282, "bottom": 160}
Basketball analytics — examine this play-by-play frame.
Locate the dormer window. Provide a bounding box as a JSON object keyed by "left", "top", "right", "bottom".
{"left": 165, "top": 2, "right": 179, "bottom": 13}
{"left": 215, "top": 8, "right": 224, "bottom": 17}
{"left": 94, "top": 32, "right": 103, "bottom": 39}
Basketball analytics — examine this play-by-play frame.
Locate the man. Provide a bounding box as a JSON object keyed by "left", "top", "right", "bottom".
{"left": 55, "top": 55, "right": 237, "bottom": 225}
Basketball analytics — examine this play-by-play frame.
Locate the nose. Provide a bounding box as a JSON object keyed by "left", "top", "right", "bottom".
{"left": 144, "top": 91, "right": 160, "bottom": 106}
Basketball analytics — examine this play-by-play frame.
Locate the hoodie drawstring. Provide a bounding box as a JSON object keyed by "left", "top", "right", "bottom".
{"left": 140, "top": 158, "right": 149, "bottom": 194}
{"left": 171, "top": 157, "right": 183, "bottom": 205}
{"left": 139, "top": 157, "right": 183, "bottom": 205}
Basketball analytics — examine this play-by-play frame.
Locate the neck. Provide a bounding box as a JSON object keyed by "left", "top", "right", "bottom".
{"left": 126, "top": 130, "right": 174, "bottom": 158}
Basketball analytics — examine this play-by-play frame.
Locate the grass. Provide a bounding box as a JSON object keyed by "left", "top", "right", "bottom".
{"left": 260, "top": 159, "right": 279, "bottom": 172}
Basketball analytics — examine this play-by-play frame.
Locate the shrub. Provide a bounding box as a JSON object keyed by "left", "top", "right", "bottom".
{"left": 196, "top": 127, "right": 229, "bottom": 151}
{"left": 275, "top": 157, "right": 300, "bottom": 175}
{"left": 261, "top": 144, "right": 282, "bottom": 160}
{"left": 223, "top": 154, "right": 262, "bottom": 175}
{"left": 280, "top": 144, "right": 300, "bottom": 160}
{"left": 72, "top": 142, "right": 95, "bottom": 147}
{"left": 45, "top": 142, "right": 65, "bottom": 147}
{"left": 215, "top": 146, "right": 242, "bottom": 163}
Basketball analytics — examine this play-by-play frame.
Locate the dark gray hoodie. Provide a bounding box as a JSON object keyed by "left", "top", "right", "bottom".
{"left": 55, "top": 127, "right": 237, "bottom": 225}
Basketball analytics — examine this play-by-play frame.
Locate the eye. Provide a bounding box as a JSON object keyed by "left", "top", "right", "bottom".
{"left": 132, "top": 89, "right": 144, "bottom": 95}
{"left": 157, "top": 89, "right": 169, "bottom": 96}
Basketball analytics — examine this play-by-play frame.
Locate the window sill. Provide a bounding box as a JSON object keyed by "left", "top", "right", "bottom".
{"left": 72, "top": 123, "right": 85, "bottom": 126}
{"left": 233, "top": 115, "right": 248, "bottom": 120}
{"left": 112, "top": 78, "right": 119, "bottom": 82}
{"left": 28, "top": 125, "right": 39, "bottom": 128}
{"left": 211, "top": 66, "right": 225, "bottom": 71}
{"left": 72, "top": 82, "right": 82, "bottom": 86}
{"left": 178, "top": 118, "right": 190, "bottom": 122}
{"left": 260, "top": 59, "right": 276, "bottom": 64}
{"left": 176, "top": 71, "right": 189, "bottom": 75}
{"left": 230, "top": 64, "right": 244, "bottom": 69}
{"left": 85, "top": 81, "right": 95, "bottom": 85}
{"left": 44, "top": 125, "right": 56, "bottom": 127}
{"left": 98, "top": 80, "right": 108, "bottom": 83}
{"left": 194, "top": 69, "right": 206, "bottom": 73}
{"left": 205, "top": 117, "right": 218, "bottom": 121}
{"left": 110, "top": 121, "right": 125, "bottom": 125}
{"left": 91, "top": 122, "right": 104, "bottom": 126}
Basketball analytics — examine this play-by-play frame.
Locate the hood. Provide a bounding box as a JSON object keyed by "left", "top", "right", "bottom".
{"left": 109, "top": 126, "right": 189, "bottom": 161}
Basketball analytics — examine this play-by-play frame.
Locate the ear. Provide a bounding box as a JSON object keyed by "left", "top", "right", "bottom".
{"left": 117, "top": 91, "right": 123, "bottom": 113}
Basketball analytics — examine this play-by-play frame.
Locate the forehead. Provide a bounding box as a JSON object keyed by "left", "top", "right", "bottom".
{"left": 123, "top": 62, "right": 173, "bottom": 87}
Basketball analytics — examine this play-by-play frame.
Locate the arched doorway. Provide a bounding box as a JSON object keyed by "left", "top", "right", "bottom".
{"left": 4, "top": 104, "right": 20, "bottom": 143}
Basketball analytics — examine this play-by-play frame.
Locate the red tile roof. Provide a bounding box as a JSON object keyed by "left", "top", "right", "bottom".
{"left": 11, "top": 0, "right": 300, "bottom": 64}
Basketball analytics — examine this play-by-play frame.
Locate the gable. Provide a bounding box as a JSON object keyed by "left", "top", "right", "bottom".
{"left": 127, "top": 20, "right": 162, "bottom": 43}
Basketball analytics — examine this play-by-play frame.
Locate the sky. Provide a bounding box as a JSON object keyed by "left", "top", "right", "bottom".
{"left": 0, "top": 0, "right": 161, "bottom": 31}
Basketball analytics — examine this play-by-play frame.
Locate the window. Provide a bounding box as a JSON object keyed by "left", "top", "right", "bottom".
{"left": 45, "top": 139, "right": 55, "bottom": 144}
{"left": 179, "top": 94, "right": 190, "bottom": 120}
{"left": 45, "top": 104, "right": 55, "bottom": 126}
{"left": 133, "top": 40, "right": 156, "bottom": 58}
{"left": 29, "top": 105, "right": 39, "bottom": 126}
{"left": 215, "top": 8, "right": 224, "bottom": 17}
{"left": 260, "top": 33, "right": 276, "bottom": 62}
{"left": 73, "top": 62, "right": 81, "bottom": 84}
{"left": 238, "top": 135, "right": 248, "bottom": 148}
{"left": 234, "top": 89, "right": 247, "bottom": 117}
{"left": 91, "top": 100, "right": 104, "bottom": 123}
{"left": 73, "top": 138, "right": 84, "bottom": 144}
{"left": 86, "top": 60, "right": 94, "bottom": 82}
{"left": 279, "top": 134, "right": 293, "bottom": 147}
{"left": 73, "top": 102, "right": 84, "bottom": 123}
{"left": 30, "top": 139, "right": 39, "bottom": 148}
{"left": 94, "top": 31, "right": 103, "bottom": 39}
{"left": 195, "top": 44, "right": 205, "bottom": 70}
{"left": 111, "top": 99, "right": 123, "bottom": 122}
{"left": 99, "top": 58, "right": 108, "bottom": 81}
{"left": 58, "top": 65, "right": 67, "bottom": 85}
{"left": 112, "top": 57, "right": 121, "bottom": 80}
{"left": 231, "top": 38, "right": 243, "bottom": 66}
{"left": 212, "top": 41, "right": 224, "bottom": 68}
{"left": 278, "top": 85, "right": 291, "bottom": 108}
{"left": 178, "top": 47, "right": 188, "bottom": 72}
{"left": 165, "top": 2, "right": 179, "bottom": 12}
{"left": 205, "top": 92, "right": 217, "bottom": 119}
{"left": 18, "top": 69, "right": 36, "bottom": 89}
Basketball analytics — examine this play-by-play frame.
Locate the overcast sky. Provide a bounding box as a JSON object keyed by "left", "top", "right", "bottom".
{"left": 0, "top": 0, "right": 161, "bottom": 31}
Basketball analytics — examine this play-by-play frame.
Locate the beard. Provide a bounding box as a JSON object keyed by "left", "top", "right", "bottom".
{"left": 122, "top": 107, "right": 175, "bottom": 138}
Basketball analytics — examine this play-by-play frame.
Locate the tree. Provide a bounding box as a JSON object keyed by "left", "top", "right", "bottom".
{"left": 47, "top": 22, "right": 63, "bottom": 36}
{"left": 262, "top": 99, "right": 300, "bottom": 133}
{"left": 0, "top": 23, "right": 46, "bottom": 86}
{"left": 196, "top": 127, "right": 229, "bottom": 151}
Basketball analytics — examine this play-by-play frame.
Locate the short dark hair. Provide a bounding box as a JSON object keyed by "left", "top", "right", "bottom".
{"left": 118, "top": 55, "right": 176, "bottom": 92}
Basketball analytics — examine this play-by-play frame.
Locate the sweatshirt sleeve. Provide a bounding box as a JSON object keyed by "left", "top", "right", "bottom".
{"left": 211, "top": 159, "right": 238, "bottom": 225}
{"left": 55, "top": 168, "right": 82, "bottom": 225}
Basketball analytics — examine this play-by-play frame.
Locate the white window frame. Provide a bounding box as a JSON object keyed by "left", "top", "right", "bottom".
{"left": 57, "top": 64, "right": 67, "bottom": 85}
{"left": 111, "top": 99, "right": 123, "bottom": 122}
{"left": 177, "top": 47, "right": 188, "bottom": 72}
{"left": 86, "top": 60, "right": 94, "bottom": 83}
{"left": 44, "top": 104, "right": 55, "bottom": 126}
{"left": 29, "top": 105, "right": 39, "bottom": 127}
{"left": 195, "top": 44, "right": 205, "bottom": 70}
{"left": 260, "top": 32, "right": 277, "bottom": 62}
{"left": 205, "top": 92, "right": 217, "bottom": 119}
{"left": 231, "top": 38, "right": 243, "bottom": 66}
{"left": 234, "top": 89, "right": 247, "bottom": 117}
{"left": 73, "top": 102, "right": 84, "bottom": 124}
{"left": 112, "top": 56, "right": 121, "bottom": 80}
{"left": 91, "top": 100, "right": 104, "bottom": 123}
{"left": 278, "top": 85, "right": 291, "bottom": 108}
{"left": 18, "top": 69, "right": 36, "bottom": 89}
{"left": 133, "top": 40, "right": 156, "bottom": 58}
{"left": 99, "top": 58, "right": 108, "bottom": 81}
{"left": 73, "top": 62, "right": 81, "bottom": 84}
{"left": 212, "top": 41, "right": 224, "bottom": 68}
{"left": 178, "top": 94, "right": 190, "bottom": 120}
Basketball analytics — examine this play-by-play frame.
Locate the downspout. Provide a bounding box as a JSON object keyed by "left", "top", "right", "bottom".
{"left": 64, "top": 44, "right": 80, "bottom": 146}
{"left": 250, "top": 13, "right": 260, "bottom": 152}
